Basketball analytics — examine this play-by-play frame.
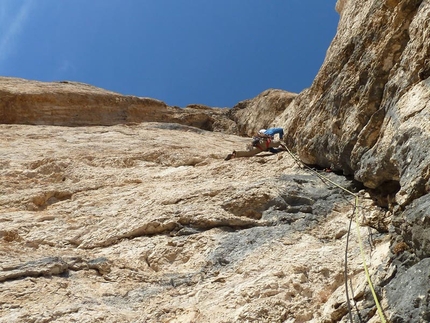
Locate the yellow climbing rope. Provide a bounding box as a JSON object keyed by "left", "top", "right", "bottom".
{"left": 354, "top": 196, "right": 386, "bottom": 323}
{"left": 284, "top": 146, "right": 387, "bottom": 323}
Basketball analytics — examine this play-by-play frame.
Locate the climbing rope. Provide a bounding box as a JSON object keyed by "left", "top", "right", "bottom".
{"left": 283, "top": 146, "right": 387, "bottom": 323}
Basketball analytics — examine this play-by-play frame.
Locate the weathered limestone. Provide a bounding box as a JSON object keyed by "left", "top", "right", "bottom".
{"left": 0, "top": 77, "right": 235, "bottom": 132}
{"left": 1, "top": 1, "right": 430, "bottom": 321}
{"left": 0, "top": 123, "right": 390, "bottom": 322}
{"left": 228, "top": 89, "right": 297, "bottom": 137}
{"left": 274, "top": 0, "right": 430, "bottom": 208}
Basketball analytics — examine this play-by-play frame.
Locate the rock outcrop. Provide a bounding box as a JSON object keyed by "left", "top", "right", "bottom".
{"left": 0, "top": 77, "right": 235, "bottom": 132}
{"left": 1, "top": 0, "right": 430, "bottom": 322}
{"left": 274, "top": 0, "right": 430, "bottom": 209}
{"left": 272, "top": 0, "right": 429, "bottom": 320}
{"left": 0, "top": 123, "right": 388, "bottom": 323}
{"left": 227, "top": 89, "right": 297, "bottom": 137}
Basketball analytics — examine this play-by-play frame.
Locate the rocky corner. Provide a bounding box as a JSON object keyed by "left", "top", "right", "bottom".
{"left": 1, "top": 0, "right": 429, "bottom": 322}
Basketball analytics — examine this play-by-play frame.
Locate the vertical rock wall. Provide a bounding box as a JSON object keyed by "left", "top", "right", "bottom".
{"left": 275, "top": 0, "right": 430, "bottom": 207}
{"left": 270, "top": 2, "right": 430, "bottom": 319}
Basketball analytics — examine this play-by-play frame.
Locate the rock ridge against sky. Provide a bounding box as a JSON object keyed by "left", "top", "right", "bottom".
{"left": 1, "top": 0, "right": 430, "bottom": 322}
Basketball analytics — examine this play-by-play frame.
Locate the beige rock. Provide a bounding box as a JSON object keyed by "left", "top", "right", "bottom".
{"left": 0, "top": 77, "right": 235, "bottom": 133}
{"left": 0, "top": 123, "right": 389, "bottom": 322}
{"left": 273, "top": 0, "right": 430, "bottom": 207}
{"left": 229, "top": 89, "right": 297, "bottom": 137}
{"left": 2, "top": 1, "right": 429, "bottom": 321}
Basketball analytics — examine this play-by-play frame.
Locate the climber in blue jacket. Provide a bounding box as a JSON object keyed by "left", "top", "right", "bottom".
{"left": 258, "top": 128, "right": 284, "bottom": 140}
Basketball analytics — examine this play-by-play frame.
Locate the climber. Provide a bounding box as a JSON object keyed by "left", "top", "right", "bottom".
{"left": 258, "top": 127, "right": 284, "bottom": 140}
{"left": 224, "top": 136, "right": 287, "bottom": 160}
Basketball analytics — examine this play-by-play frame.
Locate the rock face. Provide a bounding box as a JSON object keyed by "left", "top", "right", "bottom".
{"left": 1, "top": 0, "right": 430, "bottom": 322}
{"left": 0, "top": 77, "right": 235, "bottom": 132}
{"left": 0, "top": 123, "right": 388, "bottom": 322}
{"left": 274, "top": 0, "right": 430, "bottom": 208}
{"left": 227, "top": 89, "right": 297, "bottom": 137}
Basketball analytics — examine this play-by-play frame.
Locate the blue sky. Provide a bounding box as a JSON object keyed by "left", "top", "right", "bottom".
{"left": 0, "top": 0, "right": 339, "bottom": 108}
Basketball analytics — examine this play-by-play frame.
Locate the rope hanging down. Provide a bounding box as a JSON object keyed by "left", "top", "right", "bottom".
{"left": 283, "top": 146, "right": 386, "bottom": 323}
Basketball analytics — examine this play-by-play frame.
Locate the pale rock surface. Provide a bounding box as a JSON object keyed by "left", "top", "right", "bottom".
{"left": 228, "top": 89, "right": 297, "bottom": 137}
{"left": 1, "top": 0, "right": 430, "bottom": 321}
{"left": 0, "top": 123, "right": 390, "bottom": 322}
{"left": 274, "top": 0, "right": 430, "bottom": 207}
{"left": 0, "top": 77, "right": 235, "bottom": 133}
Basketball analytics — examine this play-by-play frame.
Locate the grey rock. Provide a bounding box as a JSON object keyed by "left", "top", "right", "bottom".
{"left": 385, "top": 258, "right": 430, "bottom": 323}
{"left": 0, "top": 257, "right": 68, "bottom": 282}
{"left": 393, "top": 193, "right": 430, "bottom": 260}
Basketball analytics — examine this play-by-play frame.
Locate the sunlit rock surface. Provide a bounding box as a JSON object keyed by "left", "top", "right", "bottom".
{"left": 1, "top": 0, "right": 430, "bottom": 322}
{"left": 0, "top": 77, "right": 235, "bottom": 133}
{"left": 275, "top": 0, "right": 430, "bottom": 208}
{"left": 1, "top": 123, "right": 389, "bottom": 322}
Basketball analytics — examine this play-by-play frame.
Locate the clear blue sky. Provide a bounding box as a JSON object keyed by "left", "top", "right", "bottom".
{"left": 0, "top": 0, "right": 339, "bottom": 108}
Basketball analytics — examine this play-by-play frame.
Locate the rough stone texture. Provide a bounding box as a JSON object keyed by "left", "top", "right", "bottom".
{"left": 0, "top": 77, "right": 236, "bottom": 133}
{"left": 1, "top": 1, "right": 430, "bottom": 321}
{"left": 385, "top": 258, "right": 430, "bottom": 323}
{"left": 274, "top": 0, "right": 430, "bottom": 207}
{"left": 0, "top": 123, "right": 390, "bottom": 322}
{"left": 392, "top": 193, "right": 430, "bottom": 260}
{"left": 228, "top": 89, "right": 297, "bottom": 137}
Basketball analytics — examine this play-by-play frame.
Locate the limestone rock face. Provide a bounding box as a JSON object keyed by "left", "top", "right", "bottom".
{"left": 274, "top": 0, "right": 430, "bottom": 207}
{"left": 0, "top": 77, "right": 235, "bottom": 132}
{"left": 228, "top": 89, "right": 297, "bottom": 137}
{"left": 0, "top": 123, "right": 390, "bottom": 322}
{"left": 2, "top": 1, "right": 430, "bottom": 321}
